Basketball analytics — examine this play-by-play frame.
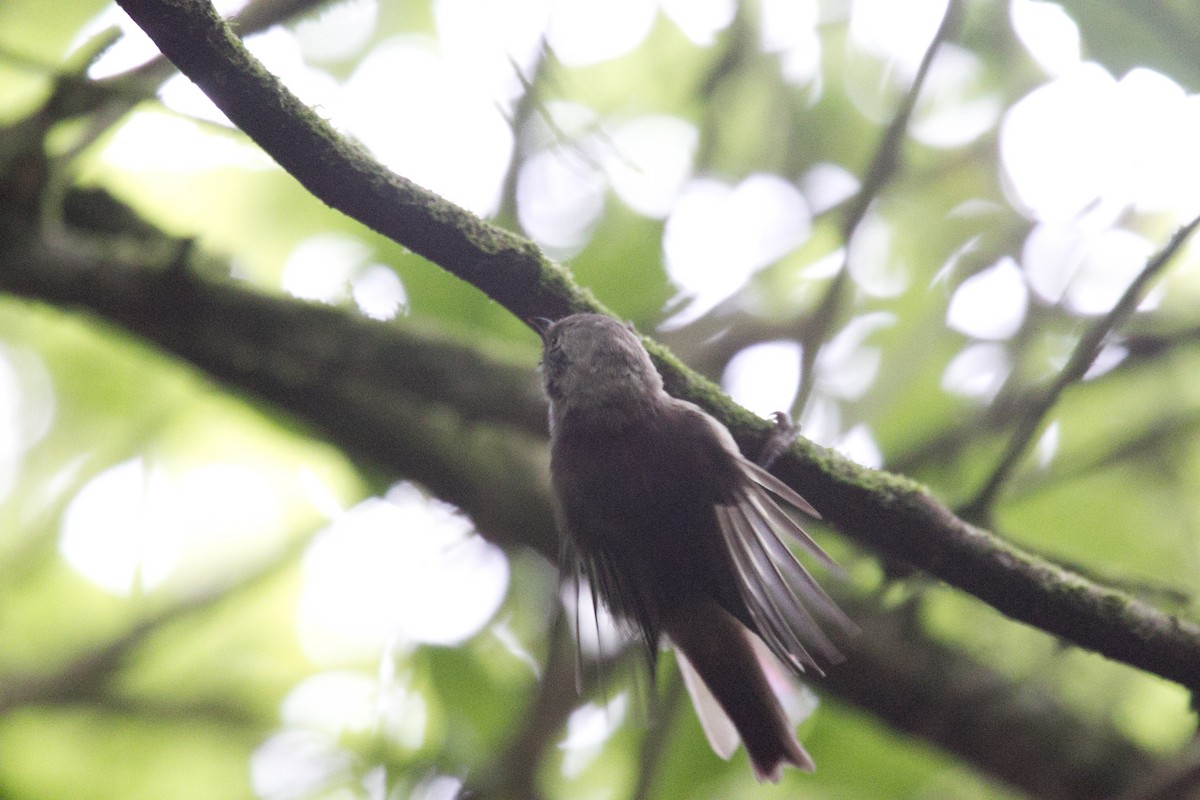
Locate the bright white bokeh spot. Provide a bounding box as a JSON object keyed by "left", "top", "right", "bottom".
{"left": 282, "top": 234, "right": 370, "bottom": 303}
{"left": 1065, "top": 228, "right": 1155, "bottom": 315}
{"left": 722, "top": 340, "right": 803, "bottom": 418}
{"left": 760, "top": 0, "right": 818, "bottom": 52}
{"left": 523, "top": 101, "right": 598, "bottom": 151}
{"left": 910, "top": 45, "right": 1002, "bottom": 148}
{"left": 76, "top": 5, "right": 163, "bottom": 79}
{"left": 1021, "top": 219, "right": 1089, "bottom": 303}
{"left": 435, "top": 0, "right": 552, "bottom": 102}
{"left": 662, "top": 0, "right": 735, "bottom": 46}
{"left": 281, "top": 669, "right": 425, "bottom": 749}
{"left": 1084, "top": 343, "right": 1128, "bottom": 380}
{"left": 946, "top": 257, "right": 1029, "bottom": 340}
{"left": 295, "top": 0, "right": 379, "bottom": 63}
{"left": 948, "top": 198, "right": 1006, "bottom": 220}
{"left": 834, "top": 423, "right": 883, "bottom": 469}
{"left": 339, "top": 38, "right": 513, "bottom": 216}
{"left": 352, "top": 264, "right": 408, "bottom": 320}
{"left": 156, "top": 75, "right": 234, "bottom": 128}
{"left": 297, "top": 484, "right": 509, "bottom": 663}
{"left": 846, "top": 210, "right": 909, "bottom": 297}
{"left": 801, "top": 163, "right": 860, "bottom": 215}
{"left": 248, "top": 27, "right": 344, "bottom": 105}
{"left": 1001, "top": 63, "right": 1116, "bottom": 221}
{"left": 604, "top": 115, "right": 699, "bottom": 219}
{"left": 299, "top": 466, "right": 348, "bottom": 522}
{"left": 60, "top": 459, "right": 283, "bottom": 596}
{"left": 942, "top": 342, "right": 1011, "bottom": 400}
{"left": 0, "top": 345, "right": 55, "bottom": 506}
{"left": 781, "top": 36, "right": 824, "bottom": 91}
{"left": 413, "top": 775, "right": 466, "bottom": 800}
{"left": 850, "top": 0, "right": 949, "bottom": 79}
{"left": 1109, "top": 69, "right": 1200, "bottom": 217}
{"left": 561, "top": 693, "right": 628, "bottom": 751}
{"left": 163, "top": 464, "right": 285, "bottom": 591}
{"left": 800, "top": 247, "right": 848, "bottom": 280}
{"left": 546, "top": 0, "right": 657, "bottom": 66}
{"left": 491, "top": 617, "right": 543, "bottom": 677}
{"left": 1024, "top": 222, "right": 1159, "bottom": 316}
{"left": 517, "top": 102, "right": 611, "bottom": 254}
{"left": 57, "top": 459, "right": 163, "bottom": 596}
{"left": 761, "top": 0, "right": 821, "bottom": 86}
{"left": 1002, "top": 64, "right": 1200, "bottom": 223}
{"left": 1036, "top": 419, "right": 1060, "bottom": 468}
{"left": 1010, "top": 0, "right": 1081, "bottom": 77}
{"left": 816, "top": 312, "right": 895, "bottom": 399}
{"left": 251, "top": 729, "right": 353, "bottom": 800}
{"left": 664, "top": 174, "right": 812, "bottom": 325}
{"left": 517, "top": 146, "right": 607, "bottom": 257}
{"left": 559, "top": 693, "right": 628, "bottom": 778}
{"left": 798, "top": 393, "right": 842, "bottom": 448}
{"left": 102, "top": 112, "right": 271, "bottom": 171}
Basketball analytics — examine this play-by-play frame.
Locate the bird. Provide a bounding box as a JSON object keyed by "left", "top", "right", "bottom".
{"left": 537, "top": 312, "right": 855, "bottom": 781}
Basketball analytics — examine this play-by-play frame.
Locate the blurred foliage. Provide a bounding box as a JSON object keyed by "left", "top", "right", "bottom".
{"left": 2, "top": 0, "right": 1200, "bottom": 799}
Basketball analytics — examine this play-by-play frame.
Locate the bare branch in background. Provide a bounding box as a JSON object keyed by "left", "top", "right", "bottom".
{"left": 962, "top": 215, "right": 1200, "bottom": 521}
{"left": 0, "top": 184, "right": 1171, "bottom": 796}
{"left": 0, "top": 0, "right": 1176, "bottom": 701}
{"left": 793, "top": 0, "right": 967, "bottom": 414}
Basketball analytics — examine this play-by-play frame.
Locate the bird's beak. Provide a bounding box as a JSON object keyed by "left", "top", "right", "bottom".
{"left": 530, "top": 317, "right": 555, "bottom": 340}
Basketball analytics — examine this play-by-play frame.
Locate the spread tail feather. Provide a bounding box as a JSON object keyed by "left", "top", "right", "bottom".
{"left": 667, "top": 599, "right": 814, "bottom": 782}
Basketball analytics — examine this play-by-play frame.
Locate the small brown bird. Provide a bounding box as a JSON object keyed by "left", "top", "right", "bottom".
{"left": 537, "top": 313, "right": 854, "bottom": 781}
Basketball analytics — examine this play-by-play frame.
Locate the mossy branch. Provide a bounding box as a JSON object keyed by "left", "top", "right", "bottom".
{"left": 98, "top": 0, "right": 1200, "bottom": 695}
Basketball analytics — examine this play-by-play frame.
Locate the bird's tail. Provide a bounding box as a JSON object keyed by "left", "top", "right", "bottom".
{"left": 667, "top": 599, "right": 814, "bottom": 782}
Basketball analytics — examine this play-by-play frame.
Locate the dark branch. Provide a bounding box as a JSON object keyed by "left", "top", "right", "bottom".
{"left": 16, "top": 0, "right": 1192, "bottom": 698}
{"left": 0, "top": 211, "right": 1170, "bottom": 795}
{"left": 0, "top": 211, "right": 557, "bottom": 557}
{"left": 823, "top": 597, "right": 1157, "bottom": 800}
{"left": 113, "top": 0, "right": 600, "bottom": 327}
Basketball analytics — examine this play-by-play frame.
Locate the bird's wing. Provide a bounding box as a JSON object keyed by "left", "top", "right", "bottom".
{"left": 737, "top": 459, "right": 843, "bottom": 575}
{"left": 716, "top": 501, "right": 841, "bottom": 674}
{"left": 716, "top": 469, "right": 858, "bottom": 675}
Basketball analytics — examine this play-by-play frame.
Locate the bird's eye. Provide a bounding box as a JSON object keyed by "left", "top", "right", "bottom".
{"left": 542, "top": 333, "right": 570, "bottom": 373}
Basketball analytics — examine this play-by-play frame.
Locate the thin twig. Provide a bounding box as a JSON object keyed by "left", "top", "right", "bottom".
{"left": 630, "top": 667, "right": 683, "bottom": 800}
{"left": 0, "top": 534, "right": 309, "bottom": 714}
{"left": 63, "top": 0, "right": 1200, "bottom": 697}
{"left": 468, "top": 615, "right": 575, "bottom": 800}
{"left": 0, "top": 212, "right": 1191, "bottom": 792}
{"left": 962, "top": 215, "right": 1200, "bottom": 520}
{"left": 793, "top": 0, "right": 965, "bottom": 415}
{"left": 113, "top": 0, "right": 597, "bottom": 325}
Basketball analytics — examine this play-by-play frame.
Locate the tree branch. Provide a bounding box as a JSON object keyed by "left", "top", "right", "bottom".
{"left": 793, "top": 0, "right": 966, "bottom": 414}
{"left": 9, "top": 0, "right": 1190, "bottom": 699}
{"left": 962, "top": 215, "right": 1200, "bottom": 519}
{"left": 823, "top": 597, "right": 1157, "bottom": 800}
{"left": 0, "top": 209, "right": 1169, "bottom": 796}
{"left": 112, "top": 0, "right": 601, "bottom": 327}
{"left": 0, "top": 534, "right": 302, "bottom": 715}
{"left": 469, "top": 616, "right": 575, "bottom": 800}
{"left": 0, "top": 209, "right": 557, "bottom": 558}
